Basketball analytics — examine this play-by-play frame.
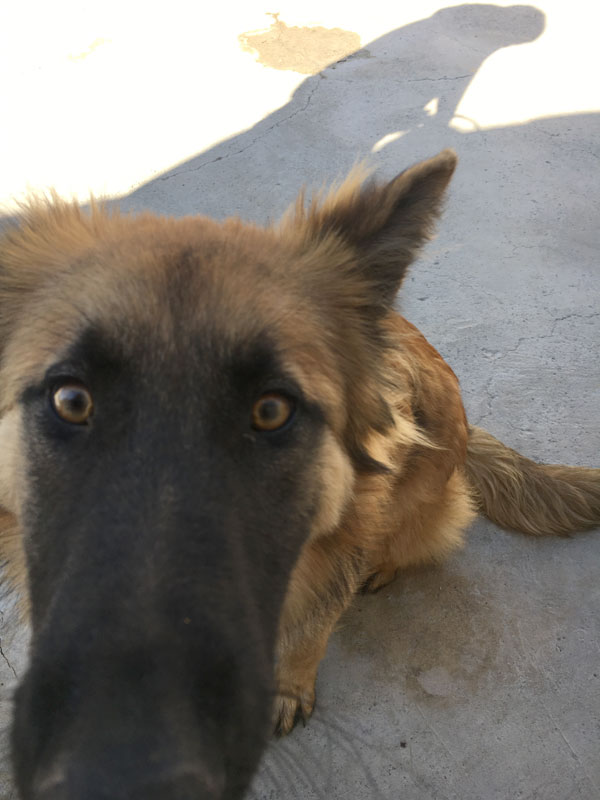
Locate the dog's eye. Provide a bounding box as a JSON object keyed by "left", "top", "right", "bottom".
{"left": 51, "top": 383, "right": 94, "bottom": 425}
{"left": 251, "top": 393, "right": 294, "bottom": 432}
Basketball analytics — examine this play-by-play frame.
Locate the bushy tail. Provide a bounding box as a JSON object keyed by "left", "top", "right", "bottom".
{"left": 465, "top": 426, "right": 600, "bottom": 536}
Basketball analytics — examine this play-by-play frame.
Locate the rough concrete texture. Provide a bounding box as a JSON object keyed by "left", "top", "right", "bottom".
{"left": 1, "top": 1, "right": 599, "bottom": 798}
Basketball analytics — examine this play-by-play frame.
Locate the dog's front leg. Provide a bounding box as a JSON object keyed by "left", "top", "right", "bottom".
{"left": 273, "top": 534, "right": 363, "bottom": 735}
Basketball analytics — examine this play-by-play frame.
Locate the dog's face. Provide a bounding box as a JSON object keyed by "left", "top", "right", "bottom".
{"left": 0, "top": 151, "right": 456, "bottom": 799}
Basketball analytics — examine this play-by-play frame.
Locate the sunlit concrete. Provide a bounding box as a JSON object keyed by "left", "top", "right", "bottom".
{"left": 1, "top": 1, "right": 599, "bottom": 798}
{"left": 1, "top": 1, "right": 598, "bottom": 208}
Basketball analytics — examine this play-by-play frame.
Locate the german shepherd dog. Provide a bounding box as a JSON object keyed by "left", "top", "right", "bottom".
{"left": 1, "top": 150, "right": 598, "bottom": 799}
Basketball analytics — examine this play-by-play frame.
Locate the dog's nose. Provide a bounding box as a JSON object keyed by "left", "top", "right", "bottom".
{"left": 35, "top": 763, "right": 225, "bottom": 800}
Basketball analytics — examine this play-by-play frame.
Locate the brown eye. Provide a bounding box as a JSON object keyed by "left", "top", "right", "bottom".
{"left": 51, "top": 383, "right": 94, "bottom": 425}
{"left": 251, "top": 393, "right": 294, "bottom": 432}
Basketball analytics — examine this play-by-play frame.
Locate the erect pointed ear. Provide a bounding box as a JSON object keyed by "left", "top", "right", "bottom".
{"left": 285, "top": 149, "right": 457, "bottom": 308}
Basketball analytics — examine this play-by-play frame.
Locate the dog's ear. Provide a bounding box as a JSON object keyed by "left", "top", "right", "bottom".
{"left": 284, "top": 149, "right": 457, "bottom": 308}
{"left": 0, "top": 196, "right": 106, "bottom": 352}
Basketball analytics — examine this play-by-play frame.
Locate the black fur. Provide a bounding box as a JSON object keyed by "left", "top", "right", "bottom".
{"left": 12, "top": 325, "right": 326, "bottom": 800}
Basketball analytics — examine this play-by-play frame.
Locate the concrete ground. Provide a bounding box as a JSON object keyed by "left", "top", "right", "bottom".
{"left": 1, "top": 1, "right": 599, "bottom": 798}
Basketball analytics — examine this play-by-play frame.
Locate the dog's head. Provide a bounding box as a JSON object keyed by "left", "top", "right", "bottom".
{"left": 0, "top": 150, "right": 456, "bottom": 799}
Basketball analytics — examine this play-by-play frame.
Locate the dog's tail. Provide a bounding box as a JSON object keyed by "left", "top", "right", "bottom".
{"left": 465, "top": 425, "right": 600, "bottom": 536}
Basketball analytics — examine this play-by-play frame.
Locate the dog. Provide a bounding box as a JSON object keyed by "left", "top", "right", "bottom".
{"left": 0, "top": 149, "right": 598, "bottom": 799}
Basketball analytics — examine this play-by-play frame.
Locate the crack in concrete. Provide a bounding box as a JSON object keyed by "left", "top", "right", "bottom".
{"left": 500, "top": 312, "right": 600, "bottom": 360}
{"left": 549, "top": 311, "right": 600, "bottom": 333}
{"left": 475, "top": 371, "right": 497, "bottom": 427}
{"left": 324, "top": 72, "right": 474, "bottom": 86}
{"left": 405, "top": 73, "right": 474, "bottom": 83}
{"left": 535, "top": 127, "right": 600, "bottom": 161}
{"left": 414, "top": 702, "right": 456, "bottom": 765}
{"left": 503, "top": 243, "right": 542, "bottom": 259}
{"left": 0, "top": 638, "right": 17, "bottom": 680}
{"left": 486, "top": 311, "right": 598, "bottom": 363}
{"left": 472, "top": 311, "right": 598, "bottom": 427}
{"left": 159, "top": 75, "right": 325, "bottom": 184}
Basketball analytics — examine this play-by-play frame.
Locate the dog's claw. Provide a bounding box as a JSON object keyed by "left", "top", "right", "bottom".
{"left": 273, "top": 687, "right": 316, "bottom": 737}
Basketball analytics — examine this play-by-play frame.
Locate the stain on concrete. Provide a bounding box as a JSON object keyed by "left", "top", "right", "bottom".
{"left": 415, "top": 665, "right": 457, "bottom": 697}
{"left": 239, "top": 13, "right": 364, "bottom": 75}
{"left": 336, "top": 566, "right": 501, "bottom": 704}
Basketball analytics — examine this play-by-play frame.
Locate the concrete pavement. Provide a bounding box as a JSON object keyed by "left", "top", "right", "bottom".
{"left": 1, "top": 2, "right": 598, "bottom": 798}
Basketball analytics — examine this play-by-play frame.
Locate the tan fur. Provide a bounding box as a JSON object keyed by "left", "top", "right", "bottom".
{"left": 0, "top": 408, "right": 24, "bottom": 514}
{"left": 1, "top": 151, "right": 598, "bottom": 743}
{"left": 308, "top": 431, "right": 356, "bottom": 539}
{"left": 466, "top": 426, "right": 600, "bottom": 536}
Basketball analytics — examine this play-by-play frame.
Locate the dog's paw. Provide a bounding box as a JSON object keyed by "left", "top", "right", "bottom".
{"left": 361, "top": 566, "right": 398, "bottom": 593}
{"left": 273, "top": 685, "right": 316, "bottom": 737}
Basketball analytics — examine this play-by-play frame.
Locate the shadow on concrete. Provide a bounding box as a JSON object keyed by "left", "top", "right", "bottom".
{"left": 117, "top": 3, "right": 591, "bottom": 223}
{"left": 115, "top": 4, "right": 598, "bottom": 296}
{"left": 3, "top": 4, "right": 598, "bottom": 258}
